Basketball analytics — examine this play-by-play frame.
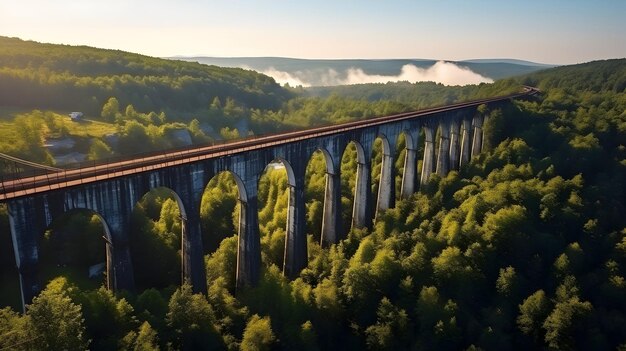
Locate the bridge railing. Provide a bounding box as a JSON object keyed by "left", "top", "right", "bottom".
{"left": 0, "top": 132, "right": 273, "bottom": 199}
{"left": 0, "top": 135, "right": 240, "bottom": 181}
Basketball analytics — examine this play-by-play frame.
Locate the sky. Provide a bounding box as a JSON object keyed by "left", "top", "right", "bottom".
{"left": 1, "top": 0, "right": 625, "bottom": 64}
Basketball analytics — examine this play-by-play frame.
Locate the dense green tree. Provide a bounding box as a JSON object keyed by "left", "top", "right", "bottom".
{"left": 201, "top": 172, "right": 240, "bottom": 253}
{"left": 517, "top": 290, "right": 551, "bottom": 342}
{"left": 130, "top": 190, "right": 182, "bottom": 290}
{"left": 101, "top": 97, "right": 121, "bottom": 122}
{"left": 88, "top": 138, "right": 114, "bottom": 160}
{"left": 166, "top": 283, "right": 223, "bottom": 350}
{"left": 119, "top": 321, "right": 160, "bottom": 351}
{"left": 79, "top": 287, "right": 137, "bottom": 350}
{"left": 205, "top": 236, "right": 239, "bottom": 292}
{"left": 0, "top": 307, "right": 34, "bottom": 351}
{"left": 241, "top": 314, "right": 276, "bottom": 351}
{"left": 27, "top": 278, "right": 90, "bottom": 350}
{"left": 364, "top": 297, "right": 409, "bottom": 350}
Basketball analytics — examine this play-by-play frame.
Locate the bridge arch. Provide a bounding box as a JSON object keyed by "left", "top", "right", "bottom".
{"left": 435, "top": 120, "right": 451, "bottom": 176}
{"left": 38, "top": 208, "right": 114, "bottom": 290}
{"left": 303, "top": 149, "right": 332, "bottom": 247}
{"left": 200, "top": 170, "right": 247, "bottom": 250}
{"left": 420, "top": 124, "right": 436, "bottom": 187}
{"left": 340, "top": 140, "right": 372, "bottom": 231}
{"left": 309, "top": 147, "right": 335, "bottom": 175}
{"left": 277, "top": 157, "right": 297, "bottom": 188}
{"left": 257, "top": 157, "right": 305, "bottom": 277}
{"left": 201, "top": 170, "right": 248, "bottom": 291}
{"left": 348, "top": 139, "right": 366, "bottom": 165}
{"left": 448, "top": 119, "right": 462, "bottom": 171}
{"left": 213, "top": 169, "right": 249, "bottom": 203}
{"left": 130, "top": 186, "right": 187, "bottom": 291}
{"left": 398, "top": 130, "right": 419, "bottom": 199}
{"left": 459, "top": 117, "right": 473, "bottom": 167}
{"left": 371, "top": 133, "right": 395, "bottom": 218}
{"left": 377, "top": 132, "right": 392, "bottom": 156}
{"left": 402, "top": 130, "right": 416, "bottom": 151}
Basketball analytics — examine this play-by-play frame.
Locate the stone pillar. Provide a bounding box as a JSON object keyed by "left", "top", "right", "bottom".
{"left": 321, "top": 172, "right": 341, "bottom": 245}
{"left": 110, "top": 230, "right": 135, "bottom": 293}
{"left": 460, "top": 119, "right": 472, "bottom": 167}
{"left": 420, "top": 126, "right": 435, "bottom": 187}
{"left": 181, "top": 210, "right": 207, "bottom": 294}
{"left": 283, "top": 178, "right": 307, "bottom": 279}
{"left": 400, "top": 147, "right": 417, "bottom": 199}
{"left": 436, "top": 123, "right": 451, "bottom": 176}
{"left": 352, "top": 161, "right": 372, "bottom": 229}
{"left": 7, "top": 197, "right": 45, "bottom": 311}
{"left": 376, "top": 152, "right": 395, "bottom": 216}
{"left": 105, "top": 241, "right": 114, "bottom": 290}
{"left": 236, "top": 183, "right": 261, "bottom": 290}
{"left": 471, "top": 115, "right": 484, "bottom": 158}
{"left": 449, "top": 121, "right": 461, "bottom": 171}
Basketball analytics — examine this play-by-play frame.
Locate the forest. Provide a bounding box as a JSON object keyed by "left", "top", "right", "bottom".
{"left": 0, "top": 37, "right": 625, "bottom": 350}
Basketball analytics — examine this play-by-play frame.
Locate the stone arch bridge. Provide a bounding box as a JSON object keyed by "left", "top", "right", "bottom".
{"left": 0, "top": 88, "right": 536, "bottom": 309}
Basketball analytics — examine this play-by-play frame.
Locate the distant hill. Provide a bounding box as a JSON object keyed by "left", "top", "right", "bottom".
{"left": 517, "top": 58, "right": 626, "bottom": 93}
{"left": 172, "top": 56, "right": 556, "bottom": 86}
{"left": 460, "top": 58, "right": 555, "bottom": 66}
{"left": 0, "top": 36, "right": 290, "bottom": 116}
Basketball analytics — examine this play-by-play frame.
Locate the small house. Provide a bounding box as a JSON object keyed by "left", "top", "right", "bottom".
{"left": 69, "top": 112, "right": 84, "bottom": 121}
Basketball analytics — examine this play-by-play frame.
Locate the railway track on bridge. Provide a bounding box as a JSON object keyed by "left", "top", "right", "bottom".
{"left": 0, "top": 87, "right": 538, "bottom": 201}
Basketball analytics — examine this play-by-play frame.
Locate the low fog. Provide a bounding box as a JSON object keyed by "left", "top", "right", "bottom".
{"left": 255, "top": 61, "right": 493, "bottom": 87}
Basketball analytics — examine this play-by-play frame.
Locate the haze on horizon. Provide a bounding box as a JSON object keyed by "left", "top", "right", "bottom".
{"left": 1, "top": 0, "right": 625, "bottom": 65}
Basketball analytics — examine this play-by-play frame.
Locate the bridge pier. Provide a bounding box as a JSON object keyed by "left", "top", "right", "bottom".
{"left": 352, "top": 161, "right": 372, "bottom": 229}
{"left": 321, "top": 172, "right": 341, "bottom": 245}
{"left": 180, "top": 209, "right": 207, "bottom": 293}
{"left": 236, "top": 186, "right": 261, "bottom": 290}
{"left": 460, "top": 118, "right": 472, "bottom": 167}
{"left": 7, "top": 198, "right": 45, "bottom": 310}
{"left": 400, "top": 147, "right": 417, "bottom": 199}
{"left": 420, "top": 126, "right": 435, "bottom": 187}
{"left": 108, "top": 231, "right": 135, "bottom": 293}
{"left": 376, "top": 151, "right": 395, "bottom": 216}
{"left": 436, "top": 123, "right": 451, "bottom": 176}
{"left": 471, "top": 115, "right": 484, "bottom": 158}
{"left": 284, "top": 176, "right": 307, "bottom": 279}
{"left": 449, "top": 120, "right": 460, "bottom": 171}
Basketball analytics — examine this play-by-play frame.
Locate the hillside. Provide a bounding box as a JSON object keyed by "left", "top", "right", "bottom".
{"left": 520, "top": 59, "right": 626, "bottom": 93}
{"left": 0, "top": 36, "right": 290, "bottom": 116}
{"left": 0, "top": 37, "right": 293, "bottom": 165}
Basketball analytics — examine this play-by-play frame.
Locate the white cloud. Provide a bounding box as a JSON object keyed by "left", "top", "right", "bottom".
{"left": 343, "top": 61, "right": 493, "bottom": 86}
{"left": 255, "top": 61, "right": 492, "bottom": 87}
{"left": 258, "top": 67, "right": 312, "bottom": 87}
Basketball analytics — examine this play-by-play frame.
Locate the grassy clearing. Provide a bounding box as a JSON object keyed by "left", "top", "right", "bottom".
{"left": 60, "top": 117, "right": 117, "bottom": 138}
{"left": 0, "top": 109, "right": 117, "bottom": 139}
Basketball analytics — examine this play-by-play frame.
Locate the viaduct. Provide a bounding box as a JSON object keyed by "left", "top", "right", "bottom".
{"left": 0, "top": 88, "right": 535, "bottom": 309}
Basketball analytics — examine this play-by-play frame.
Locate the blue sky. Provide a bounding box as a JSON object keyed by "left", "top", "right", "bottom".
{"left": 0, "top": 0, "right": 624, "bottom": 64}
